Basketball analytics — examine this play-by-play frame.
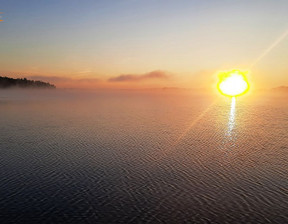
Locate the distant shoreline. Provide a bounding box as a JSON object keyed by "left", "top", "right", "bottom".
{"left": 0, "top": 76, "right": 56, "bottom": 89}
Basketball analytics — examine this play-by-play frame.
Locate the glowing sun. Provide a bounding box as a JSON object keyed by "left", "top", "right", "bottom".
{"left": 217, "top": 70, "right": 249, "bottom": 97}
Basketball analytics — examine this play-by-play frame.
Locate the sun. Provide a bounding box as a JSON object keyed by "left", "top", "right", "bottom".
{"left": 217, "top": 70, "right": 249, "bottom": 97}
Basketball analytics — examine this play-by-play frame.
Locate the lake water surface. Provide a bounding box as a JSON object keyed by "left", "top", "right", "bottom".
{"left": 0, "top": 89, "right": 287, "bottom": 223}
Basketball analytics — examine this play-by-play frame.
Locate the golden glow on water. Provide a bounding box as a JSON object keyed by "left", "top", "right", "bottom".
{"left": 227, "top": 97, "right": 236, "bottom": 139}
{"left": 217, "top": 70, "right": 249, "bottom": 97}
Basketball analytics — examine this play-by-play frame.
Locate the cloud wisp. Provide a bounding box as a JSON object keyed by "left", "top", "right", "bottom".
{"left": 22, "top": 70, "right": 172, "bottom": 88}
{"left": 27, "top": 75, "right": 101, "bottom": 88}
{"left": 29, "top": 76, "right": 100, "bottom": 83}
{"left": 28, "top": 76, "right": 71, "bottom": 83}
{"left": 108, "top": 70, "right": 170, "bottom": 82}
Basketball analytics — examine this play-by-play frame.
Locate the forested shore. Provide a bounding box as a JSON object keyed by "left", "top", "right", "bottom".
{"left": 0, "top": 76, "right": 55, "bottom": 89}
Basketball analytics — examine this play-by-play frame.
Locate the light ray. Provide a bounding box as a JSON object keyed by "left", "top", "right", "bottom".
{"left": 250, "top": 30, "right": 288, "bottom": 69}
{"left": 154, "top": 100, "right": 217, "bottom": 161}
{"left": 171, "top": 100, "right": 217, "bottom": 148}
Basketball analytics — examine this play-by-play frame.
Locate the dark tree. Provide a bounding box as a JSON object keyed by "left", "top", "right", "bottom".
{"left": 0, "top": 76, "right": 56, "bottom": 89}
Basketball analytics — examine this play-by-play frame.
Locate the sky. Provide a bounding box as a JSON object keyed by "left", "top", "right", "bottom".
{"left": 1, "top": 0, "right": 288, "bottom": 89}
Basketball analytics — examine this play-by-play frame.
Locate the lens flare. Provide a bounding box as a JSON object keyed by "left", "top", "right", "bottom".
{"left": 217, "top": 70, "right": 249, "bottom": 97}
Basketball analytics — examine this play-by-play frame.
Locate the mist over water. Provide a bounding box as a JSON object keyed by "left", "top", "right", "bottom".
{"left": 0, "top": 89, "right": 287, "bottom": 223}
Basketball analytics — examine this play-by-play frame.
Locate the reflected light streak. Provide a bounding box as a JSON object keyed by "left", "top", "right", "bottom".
{"left": 227, "top": 97, "right": 236, "bottom": 139}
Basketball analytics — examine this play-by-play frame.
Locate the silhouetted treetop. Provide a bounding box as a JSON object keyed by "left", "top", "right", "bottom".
{"left": 0, "top": 76, "right": 56, "bottom": 89}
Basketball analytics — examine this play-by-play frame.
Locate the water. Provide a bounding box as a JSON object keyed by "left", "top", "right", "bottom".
{"left": 0, "top": 89, "right": 287, "bottom": 223}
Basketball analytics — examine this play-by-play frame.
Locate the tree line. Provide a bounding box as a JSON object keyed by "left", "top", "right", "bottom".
{"left": 0, "top": 76, "right": 56, "bottom": 89}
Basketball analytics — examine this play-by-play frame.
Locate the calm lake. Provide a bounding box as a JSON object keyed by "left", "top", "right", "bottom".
{"left": 0, "top": 89, "right": 287, "bottom": 223}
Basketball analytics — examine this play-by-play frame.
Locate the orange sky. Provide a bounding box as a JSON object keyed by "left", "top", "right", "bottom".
{"left": 1, "top": 0, "right": 288, "bottom": 90}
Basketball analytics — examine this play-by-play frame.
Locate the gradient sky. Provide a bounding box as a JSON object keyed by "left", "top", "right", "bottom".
{"left": 1, "top": 0, "right": 288, "bottom": 88}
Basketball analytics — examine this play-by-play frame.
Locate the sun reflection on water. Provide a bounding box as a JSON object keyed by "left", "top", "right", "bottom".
{"left": 227, "top": 97, "right": 236, "bottom": 139}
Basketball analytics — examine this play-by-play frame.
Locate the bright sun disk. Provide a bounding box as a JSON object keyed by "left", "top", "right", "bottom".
{"left": 217, "top": 70, "right": 249, "bottom": 97}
